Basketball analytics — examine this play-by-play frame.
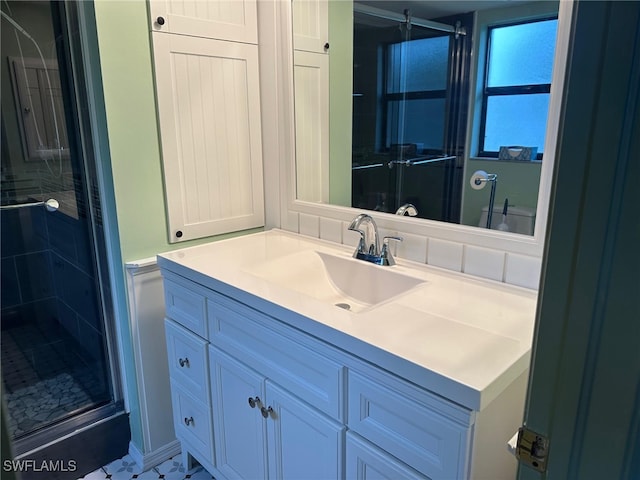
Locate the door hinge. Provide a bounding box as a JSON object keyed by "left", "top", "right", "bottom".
{"left": 515, "top": 426, "right": 549, "bottom": 473}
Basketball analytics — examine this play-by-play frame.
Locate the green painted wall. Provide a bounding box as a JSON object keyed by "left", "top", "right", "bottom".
{"left": 328, "top": 0, "right": 353, "bottom": 207}
{"left": 461, "top": 159, "right": 541, "bottom": 227}
{"left": 92, "top": 0, "right": 260, "bottom": 452}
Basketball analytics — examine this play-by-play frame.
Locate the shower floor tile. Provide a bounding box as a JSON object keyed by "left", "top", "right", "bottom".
{"left": 2, "top": 320, "right": 110, "bottom": 439}
{"left": 4, "top": 372, "right": 92, "bottom": 437}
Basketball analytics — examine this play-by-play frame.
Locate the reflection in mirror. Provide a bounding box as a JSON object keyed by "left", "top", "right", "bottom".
{"left": 292, "top": 0, "right": 560, "bottom": 237}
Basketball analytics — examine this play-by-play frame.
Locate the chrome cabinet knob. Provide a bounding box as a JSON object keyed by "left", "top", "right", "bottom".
{"left": 178, "top": 357, "right": 189, "bottom": 367}
{"left": 156, "top": 16, "right": 165, "bottom": 26}
{"left": 184, "top": 416, "right": 194, "bottom": 426}
{"left": 260, "top": 406, "right": 273, "bottom": 418}
{"left": 248, "top": 396, "right": 261, "bottom": 408}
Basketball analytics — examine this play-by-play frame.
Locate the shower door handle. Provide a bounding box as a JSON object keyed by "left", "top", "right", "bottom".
{"left": 0, "top": 198, "right": 59, "bottom": 212}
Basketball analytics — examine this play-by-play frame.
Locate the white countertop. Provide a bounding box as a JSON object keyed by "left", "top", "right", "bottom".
{"left": 157, "top": 229, "right": 537, "bottom": 411}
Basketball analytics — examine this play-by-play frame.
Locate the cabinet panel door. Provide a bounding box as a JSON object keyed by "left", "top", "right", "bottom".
{"left": 266, "top": 381, "right": 345, "bottom": 480}
{"left": 152, "top": 33, "right": 264, "bottom": 242}
{"left": 294, "top": 50, "right": 329, "bottom": 203}
{"left": 209, "top": 346, "right": 266, "bottom": 480}
{"left": 149, "top": 0, "right": 258, "bottom": 44}
{"left": 292, "top": 0, "right": 328, "bottom": 53}
{"left": 346, "top": 432, "right": 429, "bottom": 480}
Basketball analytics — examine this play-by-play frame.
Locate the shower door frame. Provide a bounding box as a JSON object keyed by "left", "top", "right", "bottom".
{"left": 5, "top": 0, "right": 125, "bottom": 456}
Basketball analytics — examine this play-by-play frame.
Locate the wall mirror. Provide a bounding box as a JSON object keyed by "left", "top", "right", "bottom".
{"left": 290, "top": 0, "right": 566, "bottom": 246}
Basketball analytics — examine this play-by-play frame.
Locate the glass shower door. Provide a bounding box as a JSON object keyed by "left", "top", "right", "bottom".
{"left": 351, "top": 7, "right": 471, "bottom": 222}
{"left": 1, "top": 0, "right": 118, "bottom": 451}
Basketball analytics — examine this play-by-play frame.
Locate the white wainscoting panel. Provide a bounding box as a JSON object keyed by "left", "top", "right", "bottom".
{"left": 125, "top": 258, "right": 180, "bottom": 469}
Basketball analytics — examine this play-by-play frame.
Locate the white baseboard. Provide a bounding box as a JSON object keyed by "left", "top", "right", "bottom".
{"left": 128, "top": 439, "right": 181, "bottom": 471}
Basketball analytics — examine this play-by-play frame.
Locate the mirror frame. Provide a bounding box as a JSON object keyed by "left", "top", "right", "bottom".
{"left": 272, "top": 0, "right": 574, "bottom": 258}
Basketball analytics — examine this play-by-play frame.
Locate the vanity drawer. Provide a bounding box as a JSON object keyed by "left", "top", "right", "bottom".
{"left": 165, "top": 319, "right": 209, "bottom": 403}
{"left": 208, "top": 294, "right": 345, "bottom": 420}
{"left": 163, "top": 273, "right": 208, "bottom": 337}
{"left": 348, "top": 370, "right": 473, "bottom": 480}
{"left": 170, "top": 381, "right": 214, "bottom": 465}
{"left": 346, "top": 432, "right": 429, "bottom": 480}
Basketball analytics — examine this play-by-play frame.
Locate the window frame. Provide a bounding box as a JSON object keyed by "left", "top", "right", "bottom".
{"left": 477, "top": 15, "right": 558, "bottom": 160}
{"left": 381, "top": 33, "right": 451, "bottom": 154}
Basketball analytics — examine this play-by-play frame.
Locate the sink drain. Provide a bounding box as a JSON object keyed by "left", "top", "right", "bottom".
{"left": 335, "top": 302, "right": 351, "bottom": 311}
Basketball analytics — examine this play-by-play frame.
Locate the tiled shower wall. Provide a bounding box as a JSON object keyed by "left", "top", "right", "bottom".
{"left": 0, "top": 203, "right": 103, "bottom": 362}
{"left": 285, "top": 212, "right": 542, "bottom": 290}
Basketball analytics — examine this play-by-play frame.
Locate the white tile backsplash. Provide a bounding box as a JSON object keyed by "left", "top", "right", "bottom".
{"left": 278, "top": 212, "right": 538, "bottom": 289}
{"left": 342, "top": 220, "right": 362, "bottom": 247}
{"left": 393, "top": 232, "right": 428, "bottom": 264}
{"left": 319, "top": 217, "right": 343, "bottom": 244}
{"left": 464, "top": 245, "right": 505, "bottom": 282}
{"left": 505, "top": 253, "right": 542, "bottom": 289}
{"left": 427, "top": 239, "right": 464, "bottom": 272}
{"left": 299, "top": 213, "right": 319, "bottom": 238}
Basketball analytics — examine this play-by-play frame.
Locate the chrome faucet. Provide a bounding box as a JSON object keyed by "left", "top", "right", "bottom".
{"left": 347, "top": 213, "right": 402, "bottom": 266}
{"left": 396, "top": 203, "right": 418, "bottom": 217}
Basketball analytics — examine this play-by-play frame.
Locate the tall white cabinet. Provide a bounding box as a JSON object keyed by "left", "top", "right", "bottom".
{"left": 292, "top": 0, "right": 330, "bottom": 203}
{"left": 149, "top": 0, "right": 264, "bottom": 242}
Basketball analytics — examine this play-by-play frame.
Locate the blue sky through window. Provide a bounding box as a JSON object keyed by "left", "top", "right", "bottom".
{"left": 482, "top": 18, "right": 558, "bottom": 156}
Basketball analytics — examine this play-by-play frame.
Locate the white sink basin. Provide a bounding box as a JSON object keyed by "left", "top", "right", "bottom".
{"left": 246, "top": 250, "right": 425, "bottom": 313}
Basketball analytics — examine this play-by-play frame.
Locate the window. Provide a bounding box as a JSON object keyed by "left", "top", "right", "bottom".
{"left": 384, "top": 35, "right": 450, "bottom": 152}
{"left": 10, "top": 57, "right": 70, "bottom": 161}
{"left": 479, "top": 17, "right": 558, "bottom": 159}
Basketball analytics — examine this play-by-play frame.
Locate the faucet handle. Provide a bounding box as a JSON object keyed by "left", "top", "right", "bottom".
{"left": 383, "top": 235, "right": 403, "bottom": 244}
{"left": 380, "top": 236, "right": 403, "bottom": 266}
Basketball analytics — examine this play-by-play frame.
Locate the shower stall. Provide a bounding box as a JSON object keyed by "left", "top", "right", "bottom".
{"left": 351, "top": 3, "right": 472, "bottom": 222}
{"left": 1, "top": 0, "right": 125, "bottom": 466}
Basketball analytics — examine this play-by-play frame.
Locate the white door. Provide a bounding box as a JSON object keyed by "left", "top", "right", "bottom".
{"left": 149, "top": 0, "right": 258, "bottom": 44}
{"left": 519, "top": 2, "right": 640, "bottom": 479}
{"left": 209, "top": 347, "right": 267, "bottom": 480}
{"left": 152, "top": 32, "right": 265, "bottom": 242}
{"left": 266, "top": 381, "right": 345, "bottom": 479}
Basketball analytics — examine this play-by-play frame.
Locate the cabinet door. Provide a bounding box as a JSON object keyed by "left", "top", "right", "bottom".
{"left": 292, "top": 0, "right": 328, "bottom": 54}
{"left": 152, "top": 33, "right": 264, "bottom": 242}
{"left": 265, "top": 381, "right": 345, "bottom": 480}
{"left": 209, "top": 346, "right": 266, "bottom": 480}
{"left": 346, "top": 432, "right": 429, "bottom": 480}
{"left": 293, "top": 50, "right": 329, "bottom": 203}
{"left": 149, "top": 0, "right": 258, "bottom": 44}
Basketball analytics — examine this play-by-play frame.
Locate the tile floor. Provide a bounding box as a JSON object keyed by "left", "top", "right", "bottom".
{"left": 78, "top": 454, "right": 215, "bottom": 480}
{"left": 2, "top": 321, "right": 109, "bottom": 438}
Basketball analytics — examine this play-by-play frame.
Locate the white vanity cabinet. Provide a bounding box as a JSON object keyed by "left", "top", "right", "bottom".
{"left": 161, "top": 269, "right": 485, "bottom": 480}
{"left": 159, "top": 230, "right": 534, "bottom": 480}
